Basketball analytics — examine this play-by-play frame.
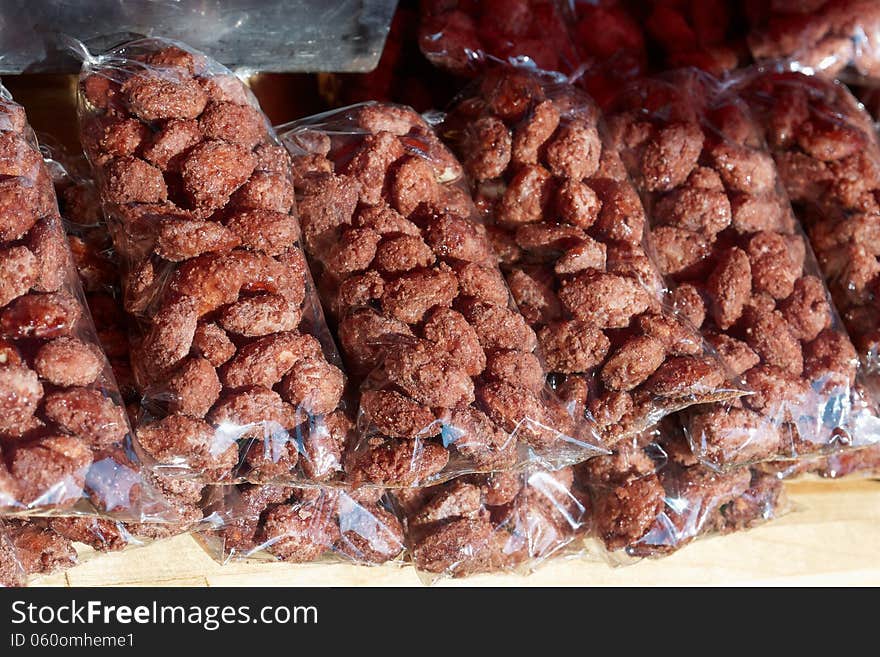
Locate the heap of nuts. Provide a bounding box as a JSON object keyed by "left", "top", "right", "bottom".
{"left": 609, "top": 71, "right": 864, "bottom": 467}
{"left": 287, "top": 102, "right": 595, "bottom": 486}
{"left": 441, "top": 68, "right": 731, "bottom": 445}
{"left": 0, "top": 94, "right": 156, "bottom": 515}
{"left": 747, "top": 0, "right": 880, "bottom": 79}
{"left": 741, "top": 72, "right": 880, "bottom": 374}
{"left": 578, "top": 424, "right": 785, "bottom": 557}
{"left": 395, "top": 467, "right": 586, "bottom": 577}
{"left": 211, "top": 485, "right": 404, "bottom": 565}
{"left": 77, "top": 40, "right": 350, "bottom": 484}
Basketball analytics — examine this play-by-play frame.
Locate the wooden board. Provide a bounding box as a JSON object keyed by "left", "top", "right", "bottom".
{"left": 27, "top": 479, "right": 880, "bottom": 587}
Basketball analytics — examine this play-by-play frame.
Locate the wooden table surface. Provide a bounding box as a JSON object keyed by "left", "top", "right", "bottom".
{"left": 28, "top": 478, "right": 880, "bottom": 587}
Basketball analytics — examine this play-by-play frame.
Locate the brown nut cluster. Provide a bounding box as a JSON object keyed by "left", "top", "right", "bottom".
{"left": 417, "top": 0, "right": 576, "bottom": 78}
{"left": 441, "top": 68, "right": 729, "bottom": 444}
{"left": 748, "top": 1, "right": 880, "bottom": 79}
{"left": 78, "top": 40, "right": 350, "bottom": 484}
{"left": 0, "top": 95, "right": 166, "bottom": 516}
{"left": 741, "top": 72, "right": 880, "bottom": 386}
{"left": 0, "top": 519, "right": 77, "bottom": 586}
{"left": 212, "top": 485, "right": 404, "bottom": 565}
{"left": 578, "top": 423, "right": 786, "bottom": 557}
{"left": 286, "top": 101, "right": 591, "bottom": 486}
{"left": 610, "top": 71, "right": 867, "bottom": 467}
{"left": 396, "top": 467, "right": 587, "bottom": 578}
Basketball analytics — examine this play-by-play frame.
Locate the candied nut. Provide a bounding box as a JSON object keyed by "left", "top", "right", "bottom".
{"left": 325, "top": 227, "right": 380, "bottom": 275}
{"left": 0, "top": 364, "right": 42, "bottom": 434}
{"left": 259, "top": 502, "right": 340, "bottom": 562}
{"left": 593, "top": 475, "right": 665, "bottom": 550}
{"left": 512, "top": 99, "right": 560, "bottom": 166}
{"left": 34, "top": 337, "right": 103, "bottom": 387}
{"left": 181, "top": 140, "right": 256, "bottom": 213}
{"left": 231, "top": 171, "right": 295, "bottom": 213}
{"left": 485, "top": 224, "right": 523, "bottom": 265}
{"left": 476, "top": 381, "right": 559, "bottom": 449}
{"left": 650, "top": 225, "right": 711, "bottom": 276}
{"left": 742, "top": 365, "right": 810, "bottom": 415}
{"left": 223, "top": 209, "right": 300, "bottom": 256}
{"left": 0, "top": 177, "right": 41, "bottom": 241}
{"left": 222, "top": 332, "right": 321, "bottom": 389}
{"left": 28, "top": 219, "right": 74, "bottom": 293}
{"left": 515, "top": 221, "right": 586, "bottom": 256}
{"left": 506, "top": 266, "right": 560, "bottom": 326}
{"left": 337, "top": 308, "right": 413, "bottom": 374}
{"left": 298, "top": 174, "right": 358, "bottom": 251}
{"left": 462, "top": 116, "right": 512, "bottom": 180}
{"left": 640, "top": 122, "right": 703, "bottom": 191}
{"left": 43, "top": 388, "right": 128, "bottom": 449}
{"left": 743, "top": 309, "right": 804, "bottom": 377}
{"left": 0, "top": 246, "right": 38, "bottom": 307}
{"left": 279, "top": 357, "right": 345, "bottom": 415}
{"left": 747, "top": 231, "right": 804, "bottom": 300}
{"left": 350, "top": 439, "right": 449, "bottom": 486}
{"left": 208, "top": 385, "right": 292, "bottom": 429}
{"left": 556, "top": 179, "right": 601, "bottom": 229}
{"left": 192, "top": 321, "right": 235, "bottom": 366}
{"left": 199, "top": 101, "right": 265, "bottom": 149}
{"left": 391, "top": 155, "right": 440, "bottom": 217}
{"left": 354, "top": 204, "right": 420, "bottom": 237}
{"left": 455, "top": 263, "right": 509, "bottom": 306}
{"left": 142, "top": 118, "right": 202, "bottom": 170}
{"left": 373, "top": 234, "right": 435, "bottom": 273}
{"left": 140, "top": 296, "right": 198, "bottom": 375}
{"left": 796, "top": 118, "right": 864, "bottom": 162}
{"left": 10, "top": 435, "right": 93, "bottom": 506}
{"left": 706, "top": 333, "right": 759, "bottom": 376}
{"left": 644, "top": 355, "right": 726, "bottom": 398}
{"left": 707, "top": 247, "right": 752, "bottom": 329}
{"left": 558, "top": 271, "right": 650, "bottom": 329}
{"left": 155, "top": 218, "right": 240, "bottom": 261}
{"left": 138, "top": 415, "right": 238, "bottom": 478}
{"left": 413, "top": 479, "right": 483, "bottom": 525}
{"left": 690, "top": 406, "right": 782, "bottom": 465}
{"left": 538, "top": 320, "right": 610, "bottom": 374}
{"left": 554, "top": 238, "right": 607, "bottom": 275}
{"left": 481, "top": 69, "right": 542, "bottom": 122}
{"left": 638, "top": 313, "right": 702, "bottom": 356}
{"left": 424, "top": 213, "right": 494, "bottom": 263}
{"left": 544, "top": 120, "right": 601, "bottom": 179}
{"left": 484, "top": 349, "right": 544, "bottom": 394}
{"left": 498, "top": 164, "right": 553, "bottom": 225}
{"left": 0, "top": 292, "right": 81, "bottom": 340}
{"left": 161, "top": 357, "right": 222, "bottom": 417}
{"left": 300, "top": 411, "right": 349, "bottom": 480}
{"left": 83, "top": 116, "right": 149, "bottom": 162}
{"left": 360, "top": 390, "right": 436, "bottom": 439}
{"left": 121, "top": 70, "right": 207, "bottom": 121}
{"left": 336, "top": 270, "right": 385, "bottom": 310}
{"left": 601, "top": 336, "right": 666, "bottom": 392}
{"left": 219, "top": 294, "right": 301, "bottom": 337}
{"left": 423, "top": 307, "right": 486, "bottom": 376}
{"left": 410, "top": 516, "right": 500, "bottom": 574}
{"left": 342, "top": 131, "right": 405, "bottom": 205}
{"left": 589, "top": 178, "right": 646, "bottom": 244}
{"left": 335, "top": 503, "right": 404, "bottom": 564}
{"left": 442, "top": 407, "right": 515, "bottom": 469}
{"left": 654, "top": 186, "right": 731, "bottom": 236}
{"left": 710, "top": 142, "right": 775, "bottom": 194}
{"left": 803, "top": 329, "right": 858, "bottom": 389}
{"left": 380, "top": 266, "right": 458, "bottom": 324}
{"left": 103, "top": 157, "right": 167, "bottom": 204}
{"left": 780, "top": 276, "right": 832, "bottom": 342}
{"left": 384, "top": 340, "right": 474, "bottom": 408}
{"left": 730, "top": 193, "right": 786, "bottom": 233}
{"left": 459, "top": 300, "right": 537, "bottom": 352}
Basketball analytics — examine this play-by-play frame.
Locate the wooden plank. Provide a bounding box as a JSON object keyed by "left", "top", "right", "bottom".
{"left": 27, "top": 479, "right": 880, "bottom": 587}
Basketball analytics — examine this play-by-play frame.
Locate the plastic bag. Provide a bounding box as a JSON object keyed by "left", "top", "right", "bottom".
{"left": 0, "top": 84, "right": 172, "bottom": 520}
{"left": 394, "top": 466, "right": 588, "bottom": 581}
{"left": 75, "top": 37, "right": 355, "bottom": 485}
{"left": 418, "top": 0, "right": 578, "bottom": 78}
{"left": 746, "top": 0, "right": 880, "bottom": 83}
{"left": 197, "top": 484, "right": 405, "bottom": 567}
{"left": 607, "top": 68, "right": 880, "bottom": 469}
{"left": 0, "top": 517, "right": 77, "bottom": 587}
{"left": 578, "top": 420, "right": 789, "bottom": 560}
{"left": 736, "top": 70, "right": 880, "bottom": 396}
{"left": 439, "top": 66, "right": 743, "bottom": 445}
{"left": 759, "top": 443, "right": 880, "bottom": 480}
{"left": 279, "top": 100, "right": 606, "bottom": 486}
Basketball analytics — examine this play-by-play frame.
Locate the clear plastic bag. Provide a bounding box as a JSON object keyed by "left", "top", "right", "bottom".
{"left": 0, "top": 517, "right": 77, "bottom": 587}
{"left": 197, "top": 484, "right": 405, "bottom": 567}
{"left": 279, "top": 100, "right": 607, "bottom": 486}
{"left": 0, "top": 84, "right": 173, "bottom": 521}
{"left": 759, "top": 443, "right": 880, "bottom": 480}
{"left": 75, "top": 37, "right": 354, "bottom": 485}
{"left": 439, "top": 66, "right": 744, "bottom": 445}
{"left": 608, "top": 68, "right": 880, "bottom": 469}
{"left": 736, "top": 69, "right": 880, "bottom": 397}
{"left": 418, "top": 0, "right": 578, "bottom": 78}
{"left": 746, "top": 0, "right": 880, "bottom": 84}
{"left": 578, "top": 419, "right": 789, "bottom": 560}
{"left": 394, "top": 466, "right": 588, "bottom": 581}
